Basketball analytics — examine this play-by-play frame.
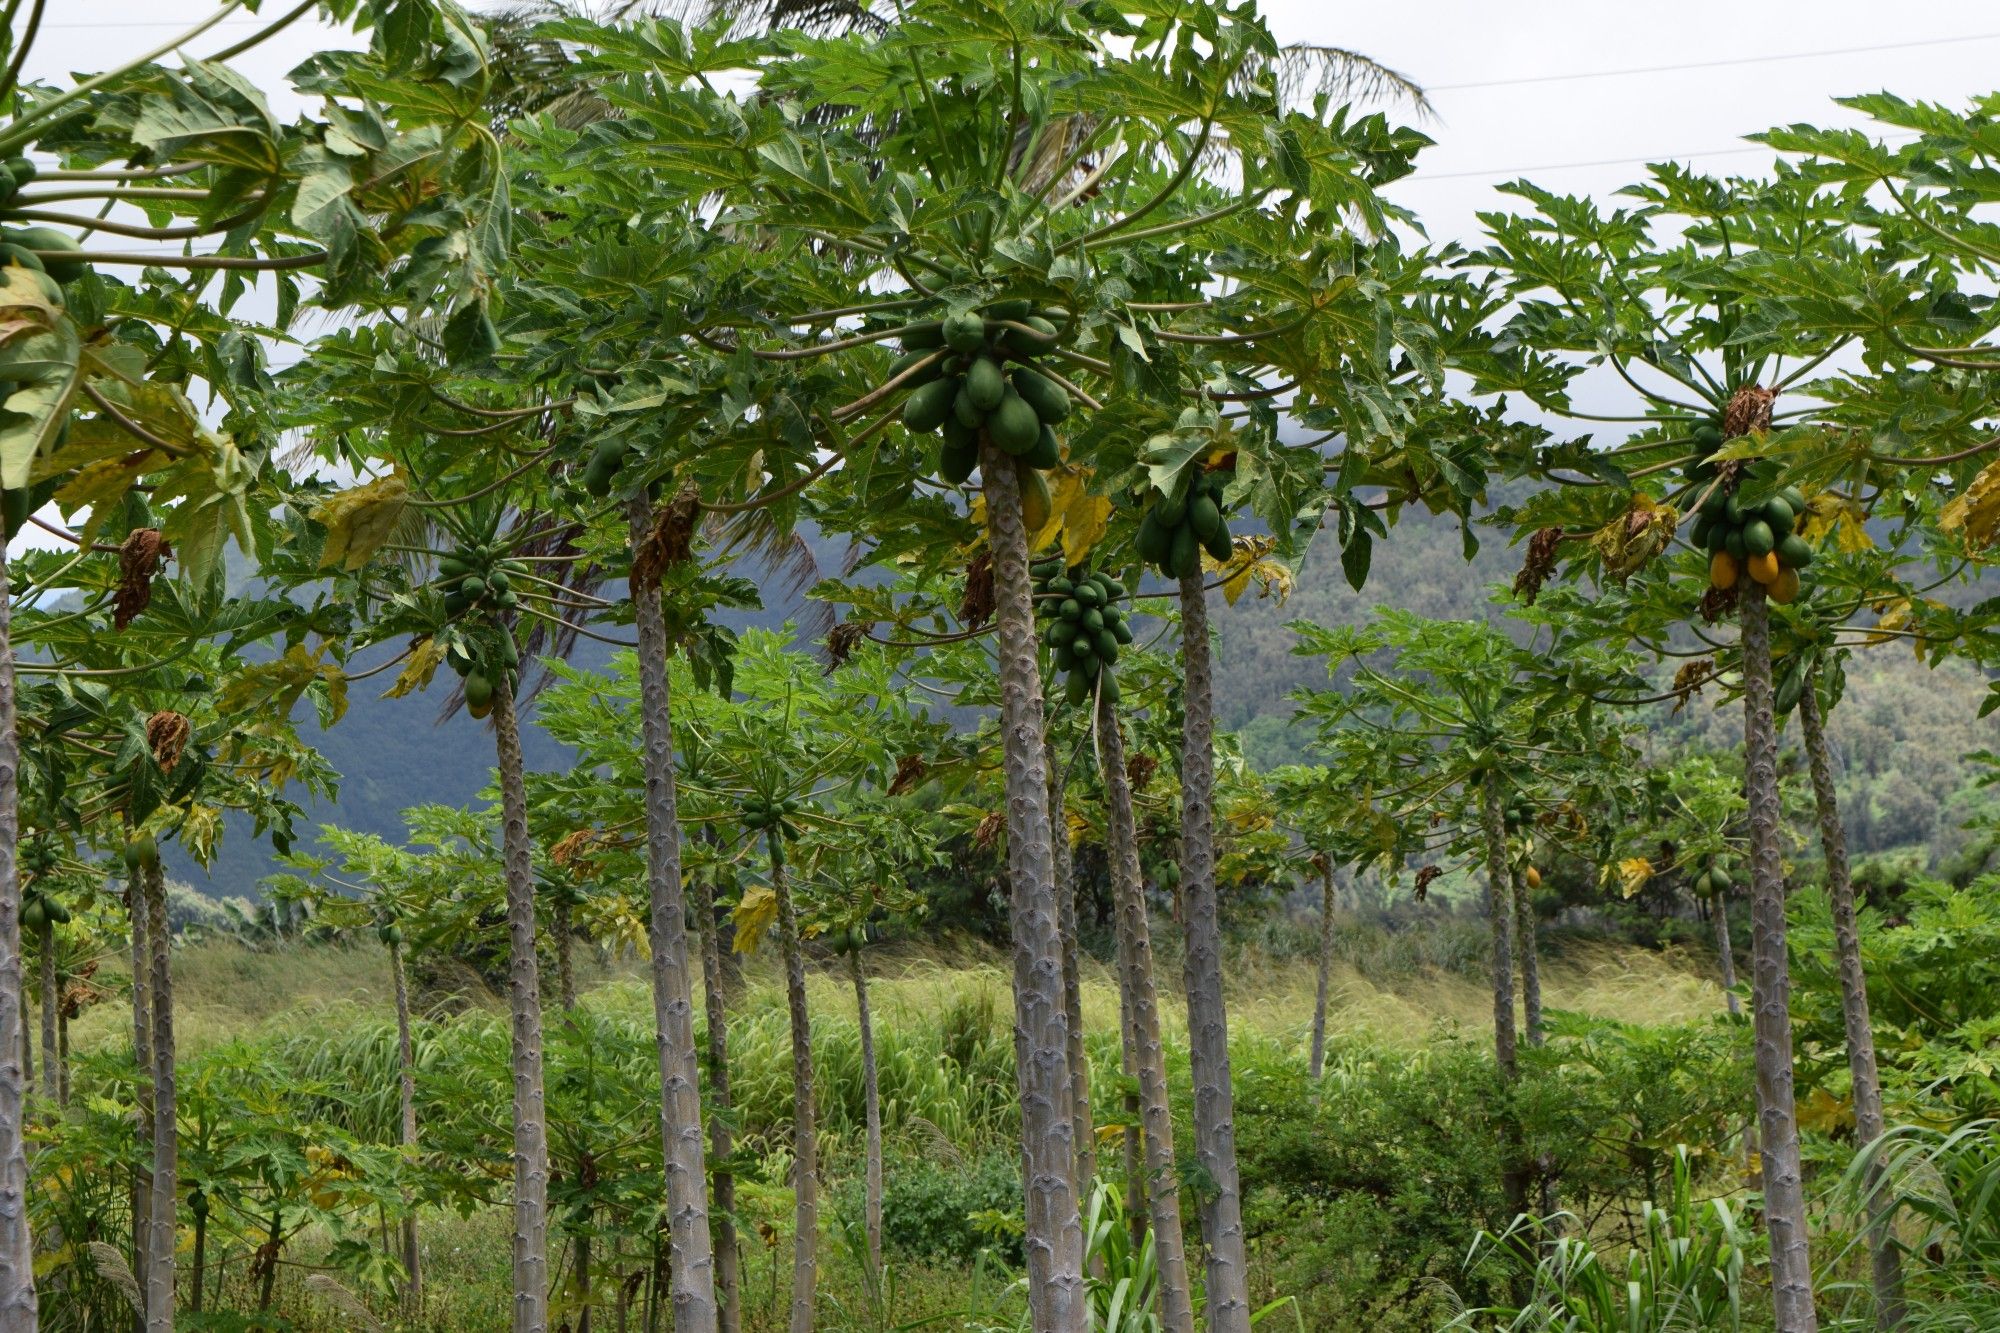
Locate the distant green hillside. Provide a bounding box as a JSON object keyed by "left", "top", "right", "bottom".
{"left": 186, "top": 502, "right": 1999, "bottom": 896}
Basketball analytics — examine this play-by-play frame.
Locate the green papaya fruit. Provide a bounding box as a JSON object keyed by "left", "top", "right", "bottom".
{"left": 9, "top": 227, "right": 85, "bottom": 283}
{"left": 1099, "top": 669, "right": 1120, "bottom": 704}
{"left": 4, "top": 158, "right": 34, "bottom": 189}
{"left": 903, "top": 378, "right": 958, "bottom": 433}
{"left": 1705, "top": 524, "right": 1727, "bottom": 555}
{"left": 1762, "top": 496, "right": 1793, "bottom": 536}
{"left": 20, "top": 898, "right": 44, "bottom": 931}
{"left": 1201, "top": 519, "right": 1233, "bottom": 562}
{"left": 1723, "top": 493, "right": 1744, "bottom": 525}
{"left": 1065, "top": 670, "right": 1092, "bottom": 706}
{"left": 1082, "top": 608, "right": 1104, "bottom": 633}
{"left": 1742, "top": 519, "right": 1774, "bottom": 557}
{"left": 465, "top": 673, "right": 495, "bottom": 709}
{"left": 1781, "top": 485, "right": 1807, "bottom": 513}
{"left": 984, "top": 299, "right": 1033, "bottom": 323}
{"left": 939, "top": 435, "right": 979, "bottom": 484}
{"left": 943, "top": 311, "right": 988, "bottom": 354}
{"left": 1777, "top": 534, "right": 1813, "bottom": 568}
{"left": 1054, "top": 643, "right": 1076, "bottom": 671}
{"left": 1693, "top": 423, "right": 1722, "bottom": 451}
{"left": 0, "top": 487, "right": 28, "bottom": 538}
{"left": 443, "top": 591, "right": 470, "bottom": 617}
{"left": 952, "top": 384, "right": 985, "bottom": 431}
{"left": 999, "top": 315, "right": 1060, "bottom": 356}
{"left": 132, "top": 834, "right": 159, "bottom": 872}
{"left": 1724, "top": 529, "right": 1746, "bottom": 560}
{"left": 1046, "top": 576, "right": 1075, "bottom": 597}
{"left": 965, "top": 356, "right": 1007, "bottom": 411}
{"left": 1011, "top": 365, "right": 1070, "bottom": 424}
{"left": 1020, "top": 463, "right": 1052, "bottom": 532}
{"left": 1187, "top": 494, "right": 1222, "bottom": 544}
{"left": 901, "top": 321, "right": 945, "bottom": 350}
{"left": 1155, "top": 489, "right": 1187, "bottom": 528}
{"left": 1095, "top": 628, "right": 1120, "bottom": 662}
{"left": 989, "top": 390, "right": 1041, "bottom": 455}
{"left": 1032, "top": 557, "right": 1066, "bottom": 579}
{"left": 1135, "top": 509, "right": 1171, "bottom": 565}
{"left": 889, "top": 349, "right": 943, "bottom": 385}
{"left": 1023, "top": 424, "right": 1061, "bottom": 470}
{"left": 1170, "top": 524, "right": 1200, "bottom": 579}
{"left": 1074, "top": 580, "right": 1103, "bottom": 608}
{"left": 1059, "top": 597, "right": 1080, "bottom": 621}
{"left": 1045, "top": 620, "right": 1070, "bottom": 648}
{"left": 1112, "top": 619, "right": 1134, "bottom": 645}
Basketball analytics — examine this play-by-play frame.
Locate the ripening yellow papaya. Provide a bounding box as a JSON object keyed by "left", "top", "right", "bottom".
{"left": 1747, "top": 550, "right": 1780, "bottom": 586}
{"left": 1710, "top": 550, "right": 1738, "bottom": 591}
{"left": 1769, "top": 567, "right": 1800, "bottom": 604}
{"left": 1525, "top": 866, "right": 1542, "bottom": 889}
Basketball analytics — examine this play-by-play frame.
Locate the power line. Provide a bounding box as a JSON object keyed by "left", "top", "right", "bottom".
{"left": 1401, "top": 132, "right": 1920, "bottom": 185}
{"left": 1428, "top": 31, "right": 2000, "bottom": 94}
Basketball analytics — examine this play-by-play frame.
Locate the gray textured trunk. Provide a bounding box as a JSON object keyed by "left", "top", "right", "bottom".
{"left": 1738, "top": 584, "right": 1818, "bottom": 1332}
{"left": 980, "top": 443, "right": 1085, "bottom": 1332}
{"left": 1116, "top": 922, "right": 1146, "bottom": 1255}
{"left": 1309, "top": 860, "right": 1335, "bottom": 1080}
{"left": 628, "top": 496, "right": 721, "bottom": 1333}
{"left": 1173, "top": 573, "right": 1250, "bottom": 1333}
{"left": 492, "top": 686, "right": 552, "bottom": 1333}
{"left": 38, "top": 923, "right": 56, "bottom": 1103}
{"left": 554, "top": 899, "right": 577, "bottom": 1013}
{"left": 143, "top": 859, "right": 175, "bottom": 1331}
{"left": 1797, "top": 683, "right": 1901, "bottom": 1327}
{"left": 1711, "top": 889, "right": 1741, "bottom": 1016}
{"left": 689, "top": 868, "right": 741, "bottom": 1333}
{"left": 128, "top": 872, "right": 151, "bottom": 1332}
{"left": 1046, "top": 737, "right": 1095, "bottom": 1192}
{"left": 0, "top": 551, "right": 35, "bottom": 1327}
{"left": 1513, "top": 867, "right": 1543, "bottom": 1047}
{"left": 767, "top": 838, "right": 817, "bottom": 1333}
{"left": 1479, "top": 775, "right": 1528, "bottom": 1224}
{"left": 849, "top": 953, "right": 883, "bottom": 1279}
{"left": 1094, "top": 690, "right": 1196, "bottom": 1333}
{"left": 391, "top": 940, "right": 423, "bottom": 1309}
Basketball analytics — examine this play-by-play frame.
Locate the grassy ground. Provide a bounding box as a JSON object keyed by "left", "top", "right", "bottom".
{"left": 51, "top": 924, "right": 1726, "bottom": 1331}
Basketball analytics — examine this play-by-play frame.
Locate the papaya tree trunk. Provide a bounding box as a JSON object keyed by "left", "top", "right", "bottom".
{"left": 1739, "top": 583, "right": 1818, "bottom": 1333}
{"left": 767, "top": 835, "right": 817, "bottom": 1333}
{"left": 1095, "top": 689, "right": 1196, "bottom": 1333}
{"left": 1797, "top": 680, "right": 1901, "bottom": 1327}
{"left": 57, "top": 1003, "right": 68, "bottom": 1105}
{"left": 0, "top": 550, "right": 34, "bottom": 1326}
{"left": 492, "top": 684, "right": 552, "bottom": 1333}
{"left": 1174, "top": 572, "right": 1251, "bottom": 1333}
{"left": 1046, "top": 736, "right": 1095, "bottom": 1192}
{"left": 1513, "top": 867, "right": 1543, "bottom": 1047}
{"left": 143, "top": 857, "right": 176, "bottom": 1331}
{"left": 1309, "top": 858, "right": 1336, "bottom": 1080}
{"left": 689, "top": 866, "right": 741, "bottom": 1333}
{"left": 1711, "top": 888, "right": 1741, "bottom": 1016}
{"left": 1479, "top": 773, "right": 1528, "bottom": 1223}
{"left": 554, "top": 898, "right": 577, "bottom": 1013}
{"left": 128, "top": 872, "right": 152, "bottom": 1331}
{"left": 627, "top": 495, "right": 722, "bottom": 1333}
{"left": 979, "top": 442, "right": 1085, "bottom": 1332}
{"left": 1116, "top": 920, "right": 1146, "bottom": 1256}
{"left": 391, "top": 938, "right": 423, "bottom": 1309}
{"left": 38, "top": 921, "right": 56, "bottom": 1103}
{"left": 848, "top": 952, "right": 883, "bottom": 1281}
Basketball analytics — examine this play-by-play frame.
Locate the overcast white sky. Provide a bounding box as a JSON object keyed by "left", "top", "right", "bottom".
{"left": 35, "top": 1, "right": 2000, "bottom": 248}
{"left": 14, "top": 3, "right": 2000, "bottom": 551}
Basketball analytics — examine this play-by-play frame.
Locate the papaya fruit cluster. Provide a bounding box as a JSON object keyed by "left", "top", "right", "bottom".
{"left": 377, "top": 921, "right": 404, "bottom": 947}
{"left": 1772, "top": 653, "right": 1813, "bottom": 717}
{"left": 1033, "top": 558, "right": 1132, "bottom": 707}
{"left": 582, "top": 437, "right": 630, "bottom": 498}
{"left": 18, "top": 840, "right": 70, "bottom": 930}
{"left": 124, "top": 833, "right": 160, "bottom": 876}
{"left": 446, "top": 632, "right": 520, "bottom": 720}
{"left": 742, "top": 794, "right": 801, "bottom": 839}
{"left": 438, "top": 545, "right": 528, "bottom": 619}
{"left": 1688, "top": 857, "right": 1732, "bottom": 898}
{"left": 828, "top": 923, "right": 869, "bottom": 955}
{"left": 1135, "top": 467, "right": 1231, "bottom": 580}
{"left": 1696, "top": 484, "right": 1811, "bottom": 604}
{"left": 898, "top": 304, "right": 1067, "bottom": 487}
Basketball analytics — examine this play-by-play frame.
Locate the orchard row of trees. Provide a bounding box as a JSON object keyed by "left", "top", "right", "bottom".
{"left": 4, "top": 2, "right": 2000, "bottom": 1331}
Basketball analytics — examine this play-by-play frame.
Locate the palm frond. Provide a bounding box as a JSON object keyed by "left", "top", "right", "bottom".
{"left": 1277, "top": 44, "right": 1431, "bottom": 119}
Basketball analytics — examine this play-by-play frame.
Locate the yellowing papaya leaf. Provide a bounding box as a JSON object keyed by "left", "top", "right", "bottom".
{"left": 384, "top": 637, "right": 445, "bottom": 700}
{"left": 175, "top": 804, "right": 224, "bottom": 867}
{"left": 1588, "top": 496, "right": 1678, "bottom": 583}
{"left": 1065, "top": 807, "right": 1089, "bottom": 848}
{"left": 1798, "top": 491, "right": 1874, "bottom": 552}
{"left": 731, "top": 884, "right": 779, "bottom": 955}
{"left": 1615, "top": 857, "right": 1654, "bottom": 899}
{"left": 1213, "top": 534, "right": 1292, "bottom": 605}
{"left": 216, "top": 643, "right": 342, "bottom": 722}
{"left": 1867, "top": 599, "right": 1911, "bottom": 646}
{"left": 1796, "top": 1085, "right": 1852, "bottom": 1135}
{"left": 312, "top": 472, "right": 410, "bottom": 571}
